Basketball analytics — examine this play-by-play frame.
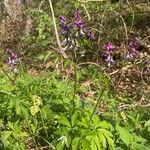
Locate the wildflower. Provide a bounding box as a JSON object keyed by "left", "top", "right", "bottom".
{"left": 102, "top": 42, "right": 115, "bottom": 66}
{"left": 61, "top": 25, "right": 71, "bottom": 36}
{"left": 124, "top": 40, "right": 140, "bottom": 60}
{"left": 103, "top": 54, "right": 115, "bottom": 67}
{"left": 86, "top": 30, "right": 95, "bottom": 40}
{"left": 129, "top": 40, "right": 140, "bottom": 51}
{"left": 73, "top": 10, "right": 85, "bottom": 29}
{"left": 6, "top": 49, "right": 18, "bottom": 66}
{"left": 30, "top": 95, "right": 42, "bottom": 116}
{"left": 59, "top": 16, "right": 70, "bottom": 36}
{"left": 103, "top": 42, "right": 114, "bottom": 52}
{"left": 60, "top": 16, "right": 66, "bottom": 25}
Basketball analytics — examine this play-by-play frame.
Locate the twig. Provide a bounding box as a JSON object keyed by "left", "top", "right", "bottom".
{"left": 78, "top": 62, "right": 99, "bottom": 66}
{"left": 48, "top": 0, "right": 68, "bottom": 59}
{"left": 77, "top": 0, "right": 106, "bottom": 2}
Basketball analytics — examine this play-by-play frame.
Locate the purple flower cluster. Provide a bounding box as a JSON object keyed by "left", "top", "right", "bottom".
{"left": 102, "top": 40, "right": 141, "bottom": 66}
{"left": 103, "top": 42, "right": 115, "bottom": 67}
{"left": 86, "top": 30, "right": 95, "bottom": 40}
{"left": 129, "top": 40, "right": 140, "bottom": 59}
{"left": 59, "top": 10, "right": 95, "bottom": 52}
{"left": 6, "top": 49, "right": 18, "bottom": 67}
{"left": 124, "top": 40, "right": 140, "bottom": 59}
{"left": 59, "top": 16, "right": 71, "bottom": 36}
{"left": 73, "top": 10, "right": 85, "bottom": 29}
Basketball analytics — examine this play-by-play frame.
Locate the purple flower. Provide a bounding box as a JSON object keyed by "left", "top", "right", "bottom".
{"left": 73, "top": 10, "right": 85, "bottom": 29}
{"left": 102, "top": 42, "right": 115, "bottom": 66}
{"left": 6, "top": 49, "right": 18, "bottom": 66}
{"left": 61, "top": 25, "right": 71, "bottom": 35}
{"left": 74, "top": 19, "right": 85, "bottom": 28}
{"left": 103, "top": 42, "right": 114, "bottom": 52}
{"left": 74, "top": 10, "right": 81, "bottom": 20}
{"left": 124, "top": 40, "right": 140, "bottom": 60}
{"left": 129, "top": 40, "right": 140, "bottom": 51}
{"left": 86, "top": 30, "right": 95, "bottom": 40}
{"left": 129, "top": 40, "right": 140, "bottom": 54}
{"left": 59, "top": 16, "right": 71, "bottom": 36}
{"left": 103, "top": 54, "right": 115, "bottom": 66}
{"left": 60, "top": 16, "right": 66, "bottom": 25}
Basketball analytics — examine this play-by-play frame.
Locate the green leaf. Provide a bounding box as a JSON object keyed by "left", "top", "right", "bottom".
{"left": 16, "top": 132, "right": 29, "bottom": 137}
{"left": 99, "top": 129, "right": 113, "bottom": 137}
{"left": 116, "top": 125, "right": 133, "bottom": 146}
{"left": 0, "top": 90, "right": 14, "bottom": 96}
{"left": 44, "top": 51, "right": 52, "bottom": 62}
{"left": 71, "top": 111, "right": 78, "bottom": 127}
{"left": 30, "top": 124, "right": 36, "bottom": 134}
{"left": 97, "top": 131, "right": 106, "bottom": 148}
{"left": 106, "top": 136, "right": 115, "bottom": 150}
{"left": 145, "top": 120, "right": 150, "bottom": 127}
{"left": 94, "top": 135, "right": 101, "bottom": 150}
{"left": 96, "top": 121, "right": 110, "bottom": 129}
{"left": 41, "top": 106, "right": 52, "bottom": 119}
{"left": 56, "top": 141, "right": 65, "bottom": 150}
{"left": 66, "top": 135, "right": 71, "bottom": 148}
{"left": 91, "top": 139, "right": 97, "bottom": 150}
{"left": 81, "top": 139, "right": 91, "bottom": 150}
{"left": 21, "top": 106, "right": 29, "bottom": 119}
{"left": 72, "top": 137, "right": 80, "bottom": 150}
{"left": 133, "top": 134, "right": 147, "bottom": 144}
{"left": 59, "top": 116, "right": 71, "bottom": 127}
{"left": 132, "top": 143, "right": 150, "bottom": 150}
{"left": 148, "top": 127, "right": 150, "bottom": 133}
{"left": 1, "top": 131, "right": 12, "bottom": 141}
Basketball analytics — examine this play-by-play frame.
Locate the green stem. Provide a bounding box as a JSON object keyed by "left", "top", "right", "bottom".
{"left": 27, "top": 121, "right": 39, "bottom": 150}
{"left": 1, "top": 66, "right": 15, "bottom": 85}
{"left": 88, "top": 86, "right": 105, "bottom": 127}
{"left": 40, "top": 110, "right": 48, "bottom": 138}
{"left": 72, "top": 64, "right": 77, "bottom": 113}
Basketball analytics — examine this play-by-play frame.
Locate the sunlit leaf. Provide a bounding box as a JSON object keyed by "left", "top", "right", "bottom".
{"left": 71, "top": 111, "right": 78, "bottom": 127}
{"left": 59, "top": 116, "right": 71, "bottom": 127}
{"left": 116, "top": 125, "right": 133, "bottom": 146}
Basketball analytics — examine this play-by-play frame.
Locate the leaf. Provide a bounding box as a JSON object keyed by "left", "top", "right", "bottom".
{"left": 56, "top": 141, "right": 65, "bottom": 150}
{"left": 1, "top": 131, "right": 12, "bottom": 141}
{"left": 66, "top": 135, "right": 71, "bottom": 148}
{"left": 106, "top": 136, "right": 115, "bottom": 150}
{"left": 44, "top": 51, "right": 52, "bottom": 62}
{"left": 81, "top": 139, "right": 91, "bottom": 150}
{"left": 59, "top": 116, "right": 71, "bottom": 127}
{"left": 72, "top": 137, "right": 80, "bottom": 150}
{"left": 30, "top": 124, "right": 36, "bottom": 134}
{"left": 15, "top": 100, "right": 21, "bottom": 115}
{"left": 145, "top": 120, "right": 150, "bottom": 127}
{"left": 116, "top": 126, "right": 133, "bottom": 146}
{"left": 91, "top": 139, "right": 97, "bottom": 150}
{"left": 16, "top": 132, "right": 29, "bottom": 137}
{"left": 148, "top": 127, "right": 150, "bottom": 133}
{"left": 71, "top": 111, "right": 78, "bottom": 127}
{"left": 97, "top": 131, "right": 106, "bottom": 148}
{"left": 99, "top": 129, "right": 113, "bottom": 137}
{"left": 41, "top": 106, "right": 52, "bottom": 119}
{"left": 21, "top": 106, "right": 29, "bottom": 119}
{"left": 94, "top": 135, "right": 101, "bottom": 150}
{"left": 132, "top": 143, "right": 150, "bottom": 150}
{"left": 133, "top": 134, "right": 147, "bottom": 144}
{"left": 0, "top": 90, "right": 14, "bottom": 96}
{"left": 93, "top": 116, "right": 100, "bottom": 126}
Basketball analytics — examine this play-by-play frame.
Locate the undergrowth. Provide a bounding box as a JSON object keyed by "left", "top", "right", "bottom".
{"left": 0, "top": 0, "right": 150, "bottom": 149}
